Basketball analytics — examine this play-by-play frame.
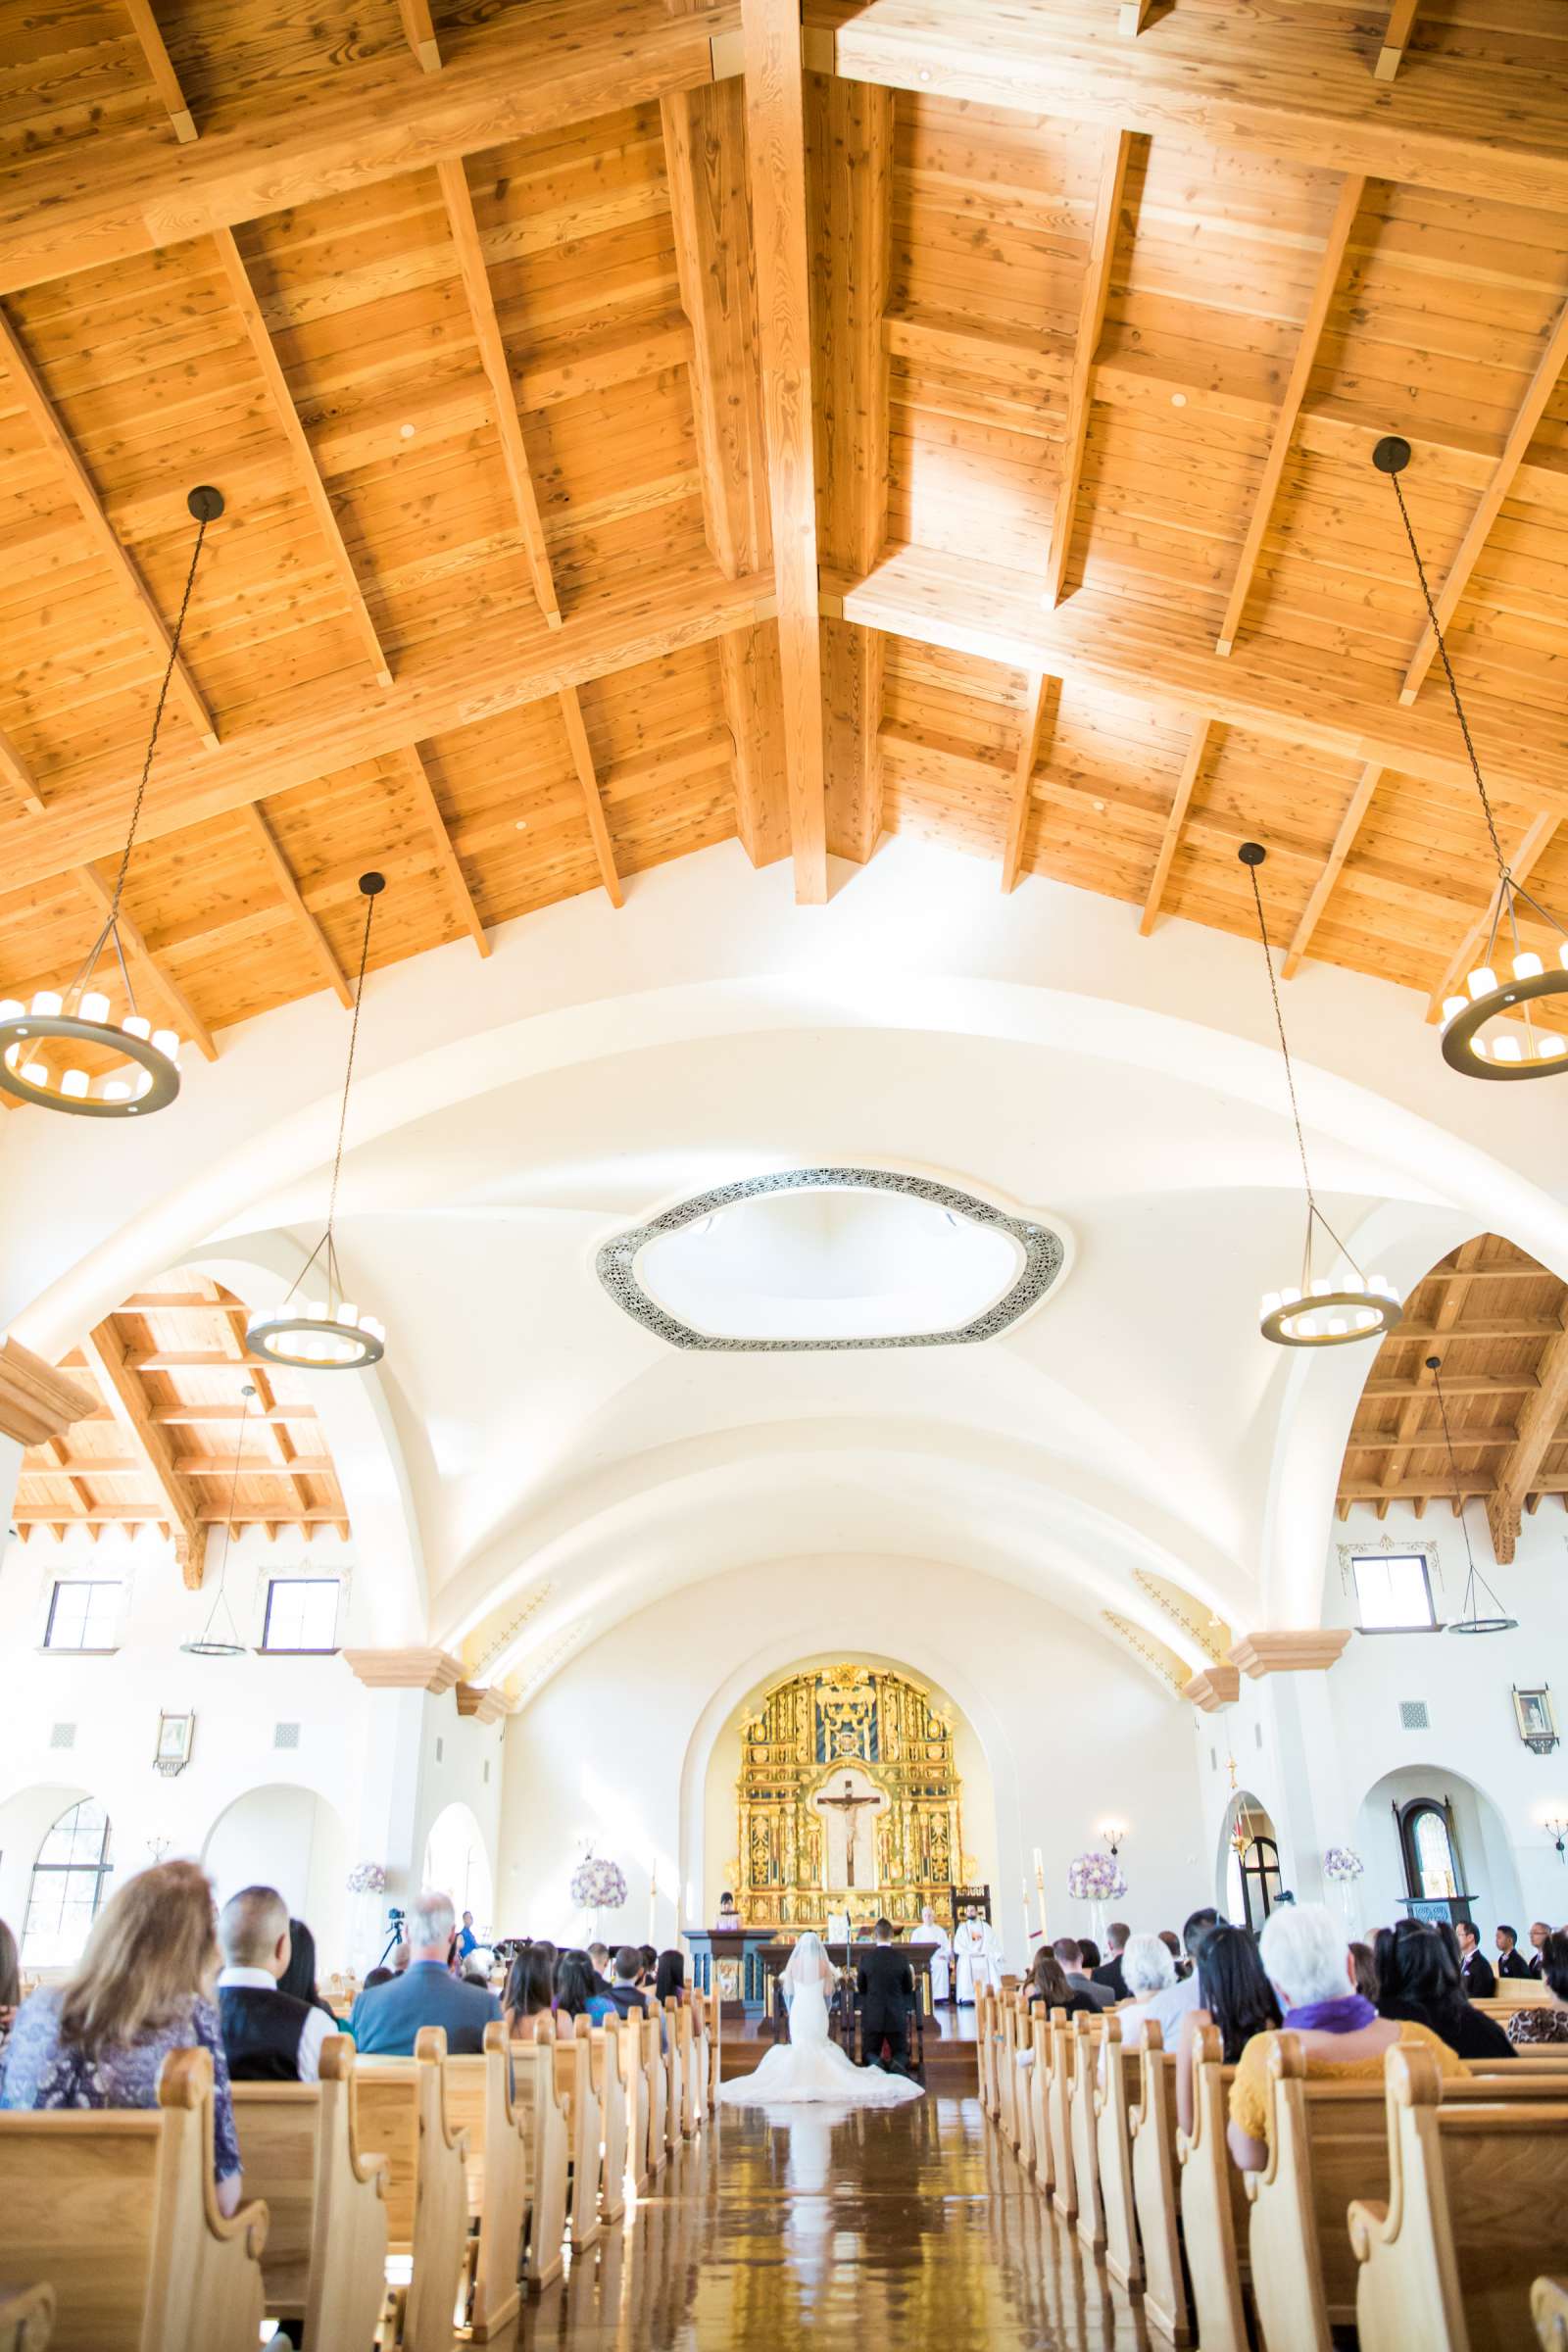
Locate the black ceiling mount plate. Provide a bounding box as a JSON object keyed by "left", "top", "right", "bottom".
{"left": 1372, "top": 436, "right": 1412, "bottom": 474}
{"left": 187, "top": 484, "right": 225, "bottom": 521}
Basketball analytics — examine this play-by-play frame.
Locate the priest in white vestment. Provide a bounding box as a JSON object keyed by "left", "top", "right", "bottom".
{"left": 952, "top": 1910, "right": 1004, "bottom": 2002}
{"left": 908, "top": 1904, "right": 953, "bottom": 2002}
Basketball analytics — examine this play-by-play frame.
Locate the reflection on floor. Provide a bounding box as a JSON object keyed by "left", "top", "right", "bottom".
{"left": 496, "top": 2094, "right": 1150, "bottom": 2351}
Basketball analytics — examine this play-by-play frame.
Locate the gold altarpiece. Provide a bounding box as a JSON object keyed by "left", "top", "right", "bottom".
{"left": 733, "top": 1662, "right": 964, "bottom": 1932}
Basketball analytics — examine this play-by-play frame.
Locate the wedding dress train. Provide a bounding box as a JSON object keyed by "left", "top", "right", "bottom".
{"left": 716, "top": 1933, "right": 924, "bottom": 2107}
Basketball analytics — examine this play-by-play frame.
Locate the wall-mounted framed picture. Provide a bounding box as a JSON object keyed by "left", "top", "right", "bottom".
{"left": 154, "top": 1709, "right": 196, "bottom": 1777}
{"left": 1513, "top": 1686, "right": 1558, "bottom": 1756}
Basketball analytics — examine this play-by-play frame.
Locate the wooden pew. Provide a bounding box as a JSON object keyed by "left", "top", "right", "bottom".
{"left": 1026, "top": 2006, "right": 1054, "bottom": 2195}
{"left": 619, "top": 2009, "right": 652, "bottom": 2192}
{"left": 352, "top": 2026, "right": 469, "bottom": 2352}
{"left": 1536, "top": 2276, "right": 1568, "bottom": 2351}
{"left": 0, "top": 2286, "right": 53, "bottom": 2352}
{"left": 662, "top": 1998, "right": 691, "bottom": 2143}
{"left": 1069, "top": 2009, "right": 1107, "bottom": 2255}
{"left": 1179, "top": 2025, "right": 1250, "bottom": 2352}
{"left": 510, "top": 2022, "right": 570, "bottom": 2286}
{"left": 1130, "top": 2025, "right": 1193, "bottom": 2348}
{"left": 643, "top": 2010, "right": 668, "bottom": 2170}
{"left": 1095, "top": 2007, "right": 1143, "bottom": 2293}
{"left": 1048, "top": 2013, "right": 1078, "bottom": 2226}
{"left": 590, "top": 2021, "right": 629, "bottom": 2223}
{"left": 229, "top": 2034, "right": 389, "bottom": 2348}
{"left": 1012, "top": 1994, "right": 1037, "bottom": 2171}
{"left": 701, "top": 1985, "right": 720, "bottom": 2113}
{"left": 553, "top": 2024, "right": 604, "bottom": 2252}
{"left": 975, "top": 1986, "right": 999, "bottom": 2117}
{"left": 1352, "top": 2045, "right": 1568, "bottom": 2352}
{"left": 689, "top": 1989, "right": 710, "bottom": 2118}
{"left": 995, "top": 1991, "right": 1018, "bottom": 2147}
{"left": 0, "top": 2045, "right": 268, "bottom": 2352}
{"left": 440, "top": 2021, "right": 531, "bottom": 2334}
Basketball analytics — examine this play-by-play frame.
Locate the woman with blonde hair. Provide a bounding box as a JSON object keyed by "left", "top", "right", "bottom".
{"left": 0, "top": 1860, "right": 242, "bottom": 2214}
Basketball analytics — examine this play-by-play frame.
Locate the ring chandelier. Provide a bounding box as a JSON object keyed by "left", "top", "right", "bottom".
{"left": 1425, "top": 1354, "right": 1518, "bottom": 1636}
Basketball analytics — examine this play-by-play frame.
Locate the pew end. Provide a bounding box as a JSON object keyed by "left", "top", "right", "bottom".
{"left": 0, "top": 2285, "right": 54, "bottom": 2352}
{"left": 229, "top": 2033, "right": 389, "bottom": 2348}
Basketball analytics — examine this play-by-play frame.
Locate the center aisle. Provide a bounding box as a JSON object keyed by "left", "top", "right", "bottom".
{"left": 511, "top": 2094, "right": 1146, "bottom": 2350}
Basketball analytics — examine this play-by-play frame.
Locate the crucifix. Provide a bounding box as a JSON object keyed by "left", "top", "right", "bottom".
{"left": 816, "top": 1775, "right": 881, "bottom": 1887}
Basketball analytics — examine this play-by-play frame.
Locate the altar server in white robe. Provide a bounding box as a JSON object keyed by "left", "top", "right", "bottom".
{"left": 952, "top": 1909, "right": 1004, "bottom": 2003}
{"left": 909, "top": 1904, "right": 953, "bottom": 2002}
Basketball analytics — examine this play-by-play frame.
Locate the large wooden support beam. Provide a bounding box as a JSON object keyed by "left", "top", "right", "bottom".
{"left": 74, "top": 863, "right": 219, "bottom": 1061}
{"left": 0, "top": 728, "right": 44, "bottom": 817}
{"left": 78, "top": 1320, "right": 205, "bottom": 1586}
{"left": 394, "top": 746, "right": 494, "bottom": 954}
{"left": 1488, "top": 1329, "right": 1568, "bottom": 1563}
{"left": 718, "top": 623, "right": 792, "bottom": 867}
{"left": 1397, "top": 294, "right": 1568, "bottom": 705}
{"left": 557, "top": 689, "right": 625, "bottom": 906}
{"left": 1380, "top": 1239, "right": 1484, "bottom": 1497}
{"left": 662, "top": 78, "right": 770, "bottom": 578}
{"left": 1139, "top": 715, "right": 1214, "bottom": 934}
{"left": 1375, "top": 0, "right": 1421, "bottom": 80}
{"left": 243, "top": 805, "right": 354, "bottom": 1005}
{"left": 395, "top": 0, "right": 442, "bottom": 73}
{"left": 0, "top": 307, "right": 218, "bottom": 750}
{"left": 436, "top": 158, "right": 562, "bottom": 631}
{"left": 1045, "top": 129, "right": 1132, "bottom": 609}
{"left": 0, "top": 1337, "right": 99, "bottom": 1448}
{"left": 1281, "top": 760, "right": 1384, "bottom": 978}
{"left": 122, "top": 0, "right": 198, "bottom": 141}
{"left": 1001, "top": 674, "right": 1058, "bottom": 894}
{"left": 1215, "top": 173, "right": 1363, "bottom": 656}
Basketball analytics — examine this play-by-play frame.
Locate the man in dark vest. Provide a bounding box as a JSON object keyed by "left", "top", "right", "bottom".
{"left": 218, "top": 1885, "right": 330, "bottom": 2082}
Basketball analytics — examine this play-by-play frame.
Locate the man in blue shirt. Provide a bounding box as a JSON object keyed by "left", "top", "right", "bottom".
{"left": 456, "top": 1910, "right": 479, "bottom": 1963}
{"left": 350, "top": 1891, "right": 501, "bottom": 2057}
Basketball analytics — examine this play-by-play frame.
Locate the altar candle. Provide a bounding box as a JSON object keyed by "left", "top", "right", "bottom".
{"left": 649, "top": 1868, "right": 658, "bottom": 1943}
{"left": 1033, "top": 1848, "right": 1048, "bottom": 1941}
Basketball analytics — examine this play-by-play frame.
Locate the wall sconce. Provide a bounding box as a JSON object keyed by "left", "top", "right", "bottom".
{"left": 1540, "top": 1809, "right": 1568, "bottom": 1863}
{"left": 1098, "top": 1819, "right": 1128, "bottom": 1857}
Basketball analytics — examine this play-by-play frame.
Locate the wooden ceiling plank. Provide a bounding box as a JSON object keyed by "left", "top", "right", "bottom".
{"left": 1375, "top": 0, "right": 1421, "bottom": 79}
{"left": 1488, "top": 1329, "right": 1568, "bottom": 1563}
{"left": 1215, "top": 173, "right": 1365, "bottom": 658}
{"left": 1001, "top": 673, "right": 1058, "bottom": 895}
{"left": 557, "top": 689, "right": 625, "bottom": 907}
{"left": 0, "top": 307, "right": 218, "bottom": 750}
{"left": 79, "top": 1319, "right": 205, "bottom": 1587}
{"left": 1281, "top": 762, "right": 1384, "bottom": 979}
{"left": 742, "top": 0, "right": 827, "bottom": 904}
{"left": 1398, "top": 294, "right": 1568, "bottom": 706}
{"left": 1138, "top": 715, "right": 1214, "bottom": 935}
{"left": 1424, "top": 815, "right": 1561, "bottom": 1023}
{"left": 74, "top": 864, "right": 218, "bottom": 1062}
{"left": 395, "top": 746, "right": 494, "bottom": 954}
{"left": 1381, "top": 1237, "right": 1485, "bottom": 1496}
{"left": 151, "top": 1401, "right": 318, "bottom": 1423}
{"left": 214, "top": 228, "right": 393, "bottom": 689}
{"left": 0, "top": 727, "right": 45, "bottom": 817}
{"left": 436, "top": 157, "right": 563, "bottom": 632}
{"left": 395, "top": 0, "right": 442, "bottom": 72}
{"left": 1045, "top": 128, "right": 1133, "bottom": 610}
{"left": 242, "top": 806, "right": 354, "bottom": 1006}
{"left": 122, "top": 0, "right": 198, "bottom": 141}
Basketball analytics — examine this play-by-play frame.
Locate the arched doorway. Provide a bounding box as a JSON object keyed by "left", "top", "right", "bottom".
{"left": 422, "top": 1801, "right": 494, "bottom": 1935}
{"left": 202, "top": 1785, "right": 349, "bottom": 1970}
{"left": 1221, "top": 1790, "right": 1283, "bottom": 1934}
{"left": 1355, "top": 1764, "right": 1521, "bottom": 1931}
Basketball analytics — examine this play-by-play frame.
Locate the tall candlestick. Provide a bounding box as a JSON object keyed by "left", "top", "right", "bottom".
{"left": 1034, "top": 1855, "right": 1048, "bottom": 1944}
{"left": 649, "top": 1868, "right": 658, "bottom": 1945}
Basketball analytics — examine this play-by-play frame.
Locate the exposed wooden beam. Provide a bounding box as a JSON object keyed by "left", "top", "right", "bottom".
{"left": 1379, "top": 1238, "right": 1485, "bottom": 1494}
{"left": 242, "top": 806, "right": 354, "bottom": 1006}
{"left": 1398, "top": 294, "right": 1568, "bottom": 705}
{"left": 118, "top": 1292, "right": 246, "bottom": 1314}
{"left": 9, "top": 1503, "right": 343, "bottom": 1528}
{"left": 394, "top": 0, "right": 442, "bottom": 73}
{"left": 1424, "top": 815, "right": 1561, "bottom": 1021}
{"left": 1364, "top": 1370, "right": 1539, "bottom": 1398}
{"left": 1281, "top": 760, "right": 1384, "bottom": 977}
{"left": 1339, "top": 1480, "right": 1568, "bottom": 1504}
{"left": 1118, "top": 0, "right": 1154, "bottom": 31}
{"left": 719, "top": 625, "right": 792, "bottom": 868}
{"left": 436, "top": 156, "right": 562, "bottom": 631}
{"left": 0, "top": 1337, "right": 100, "bottom": 1448}
{"left": 122, "top": 0, "right": 198, "bottom": 141}
{"left": 0, "top": 728, "right": 44, "bottom": 817}
{"left": 394, "top": 746, "right": 493, "bottom": 955}
{"left": 1045, "top": 128, "right": 1132, "bottom": 609}
{"left": 1001, "top": 674, "right": 1057, "bottom": 894}
{"left": 1386, "top": 1316, "right": 1564, "bottom": 1343}
{"left": 1347, "top": 1422, "right": 1518, "bottom": 1451}
{"left": 1375, "top": 0, "right": 1421, "bottom": 81}
{"left": 1488, "top": 1328, "right": 1568, "bottom": 1563}
{"left": 557, "top": 689, "right": 625, "bottom": 907}
{"left": 213, "top": 228, "right": 393, "bottom": 688}
{"left": 1216, "top": 173, "right": 1364, "bottom": 656}
{"left": 74, "top": 864, "right": 219, "bottom": 1062}
{"left": 78, "top": 1320, "right": 205, "bottom": 1586}
{"left": 0, "top": 306, "right": 218, "bottom": 750}
{"left": 150, "top": 1401, "right": 319, "bottom": 1424}
{"left": 742, "top": 0, "right": 827, "bottom": 904}
{"left": 1139, "top": 715, "right": 1214, "bottom": 934}
{"left": 45, "top": 1452, "right": 334, "bottom": 1479}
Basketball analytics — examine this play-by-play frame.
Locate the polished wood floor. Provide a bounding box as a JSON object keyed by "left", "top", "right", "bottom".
{"left": 496, "top": 2095, "right": 1150, "bottom": 2350}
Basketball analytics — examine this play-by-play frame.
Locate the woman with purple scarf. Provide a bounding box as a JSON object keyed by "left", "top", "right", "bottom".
{"left": 1226, "top": 1902, "right": 1468, "bottom": 2174}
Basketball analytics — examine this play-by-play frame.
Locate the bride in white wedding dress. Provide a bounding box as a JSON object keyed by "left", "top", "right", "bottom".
{"left": 716, "top": 1932, "right": 924, "bottom": 2106}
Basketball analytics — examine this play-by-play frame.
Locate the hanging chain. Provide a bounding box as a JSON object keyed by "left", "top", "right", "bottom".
{"left": 1386, "top": 467, "right": 1509, "bottom": 882}
{"left": 107, "top": 513, "right": 212, "bottom": 935}
{"left": 323, "top": 888, "right": 378, "bottom": 1249}
{"left": 1428, "top": 1358, "right": 1479, "bottom": 1581}
{"left": 1246, "top": 860, "right": 1316, "bottom": 1214}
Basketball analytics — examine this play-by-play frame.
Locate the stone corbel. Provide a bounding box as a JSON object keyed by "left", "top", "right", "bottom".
{"left": 1184, "top": 1664, "right": 1241, "bottom": 1712}
{"left": 1227, "top": 1631, "right": 1351, "bottom": 1678}
{"left": 341, "top": 1646, "right": 464, "bottom": 1693}
{"left": 0, "top": 1334, "right": 99, "bottom": 1447}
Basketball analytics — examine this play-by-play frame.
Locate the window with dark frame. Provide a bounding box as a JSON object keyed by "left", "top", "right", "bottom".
{"left": 22, "top": 1798, "right": 115, "bottom": 1965}
{"left": 43, "top": 1579, "right": 122, "bottom": 1651}
{"left": 262, "top": 1577, "right": 341, "bottom": 1653}
{"left": 1350, "top": 1551, "right": 1437, "bottom": 1633}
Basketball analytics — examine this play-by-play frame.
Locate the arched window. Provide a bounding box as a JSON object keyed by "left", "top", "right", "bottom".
{"left": 23, "top": 1798, "right": 114, "bottom": 1968}
{"left": 1398, "top": 1799, "right": 1460, "bottom": 1899}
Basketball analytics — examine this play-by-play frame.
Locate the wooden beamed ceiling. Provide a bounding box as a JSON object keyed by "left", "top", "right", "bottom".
{"left": 1, "top": 2, "right": 1568, "bottom": 1060}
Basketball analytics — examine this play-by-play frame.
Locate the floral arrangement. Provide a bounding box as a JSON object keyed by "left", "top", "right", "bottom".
{"left": 1322, "top": 1845, "right": 1364, "bottom": 1885}
{"left": 569, "top": 1853, "right": 627, "bottom": 1912}
{"left": 1067, "top": 1848, "right": 1128, "bottom": 1902}
{"left": 346, "top": 1860, "right": 387, "bottom": 1895}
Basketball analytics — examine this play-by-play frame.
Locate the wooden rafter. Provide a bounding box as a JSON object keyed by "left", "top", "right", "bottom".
{"left": 1378, "top": 1239, "right": 1485, "bottom": 1498}
{"left": 557, "top": 689, "right": 625, "bottom": 907}
{"left": 1425, "top": 815, "right": 1560, "bottom": 1022}
{"left": 1139, "top": 716, "right": 1214, "bottom": 934}
{"left": 0, "top": 306, "right": 218, "bottom": 750}
{"left": 0, "top": 728, "right": 44, "bottom": 816}
{"left": 1375, "top": 0, "right": 1421, "bottom": 81}
{"left": 436, "top": 156, "right": 562, "bottom": 632}
{"left": 1489, "top": 1330, "right": 1568, "bottom": 1562}
{"left": 741, "top": 0, "right": 827, "bottom": 904}
{"left": 1118, "top": 1, "right": 1154, "bottom": 32}
{"left": 214, "top": 228, "right": 393, "bottom": 688}
{"left": 1397, "top": 293, "right": 1568, "bottom": 705}
{"left": 74, "top": 863, "right": 219, "bottom": 1062}
{"left": 122, "top": 0, "right": 197, "bottom": 141}
{"left": 394, "top": 0, "right": 442, "bottom": 73}
{"left": 77, "top": 1319, "right": 205, "bottom": 1586}
{"left": 243, "top": 806, "right": 353, "bottom": 1007}
{"left": 1045, "top": 128, "right": 1132, "bottom": 609}
{"left": 394, "top": 746, "right": 493, "bottom": 955}
{"left": 718, "top": 627, "right": 791, "bottom": 869}
{"left": 1281, "top": 762, "right": 1384, "bottom": 978}
{"left": 1001, "top": 674, "right": 1057, "bottom": 894}
{"left": 1215, "top": 173, "right": 1364, "bottom": 657}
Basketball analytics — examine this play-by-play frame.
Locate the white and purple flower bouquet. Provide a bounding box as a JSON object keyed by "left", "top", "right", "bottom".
{"left": 1322, "top": 1845, "right": 1364, "bottom": 1886}
{"left": 1067, "top": 1848, "right": 1128, "bottom": 1902}
{"left": 569, "top": 1853, "right": 628, "bottom": 1912}
{"left": 346, "top": 1860, "right": 387, "bottom": 1895}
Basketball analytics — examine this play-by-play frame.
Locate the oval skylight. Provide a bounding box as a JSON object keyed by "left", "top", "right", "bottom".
{"left": 596, "top": 1168, "right": 1066, "bottom": 1352}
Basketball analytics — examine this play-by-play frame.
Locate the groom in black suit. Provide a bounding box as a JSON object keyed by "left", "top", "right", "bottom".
{"left": 857, "top": 1918, "right": 915, "bottom": 2075}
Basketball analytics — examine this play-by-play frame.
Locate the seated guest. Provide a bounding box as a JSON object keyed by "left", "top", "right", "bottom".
{"left": 607, "top": 1946, "right": 649, "bottom": 2019}
{"left": 0, "top": 1918, "right": 19, "bottom": 2051}
{"left": 277, "top": 1916, "right": 337, "bottom": 2023}
{"left": 586, "top": 1940, "right": 612, "bottom": 1996}
{"left": 1140, "top": 1908, "right": 1218, "bottom": 2042}
{"left": 1109, "top": 1932, "right": 1178, "bottom": 2052}
{"left": 1349, "top": 1940, "right": 1379, "bottom": 2002}
{"left": 1529, "top": 1921, "right": 1553, "bottom": 1978}
{"left": 1175, "top": 1924, "right": 1283, "bottom": 2134}
{"left": 1053, "top": 1936, "right": 1113, "bottom": 2010}
{"left": 655, "top": 1949, "right": 689, "bottom": 2006}
{"left": 1455, "top": 1917, "right": 1496, "bottom": 1999}
{"left": 556, "top": 1949, "right": 615, "bottom": 2029}
{"left": 1093, "top": 1922, "right": 1131, "bottom": 2003}
{"left": 1227, "top": 1904, "right": 1467, "bottom": 2172}
{"left": 349, "top": 1891, "right": 501, "bottom": 2056}
{"left": 1494, "top": 1922, "right": 1532, "bottom": 1980}
{"left": 1026, "top": 1949, "right": 1096, "bottom": 2017}
{"left": 363, "top": 1966, "right": 393, "bottom": 1990}
{"left": 1157, "top": 1929, "right": 1182, "bottom": 1968}
{"left": 637, "top": 1942, "right": 658, "bottom": 1989}
{"left": 0, "top": 1860, "right": 244, "bottom": 2216}
{"left": 503, "top": 1944, "right": 556, "bottom": 2039}
{"left": 218, "top": 1886, "right": 332, "bottom": 2082}
{"left": 1509, "top": 1931, "right": 1568, "bottom": 2046}
{"left": 1375, "top": 1920, "right": 1513, "bottom": 2061}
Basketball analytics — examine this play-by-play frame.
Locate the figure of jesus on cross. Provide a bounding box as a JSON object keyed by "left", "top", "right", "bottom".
{"left": 813, "top": 1773, "right": 885, "bottom": 1889}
